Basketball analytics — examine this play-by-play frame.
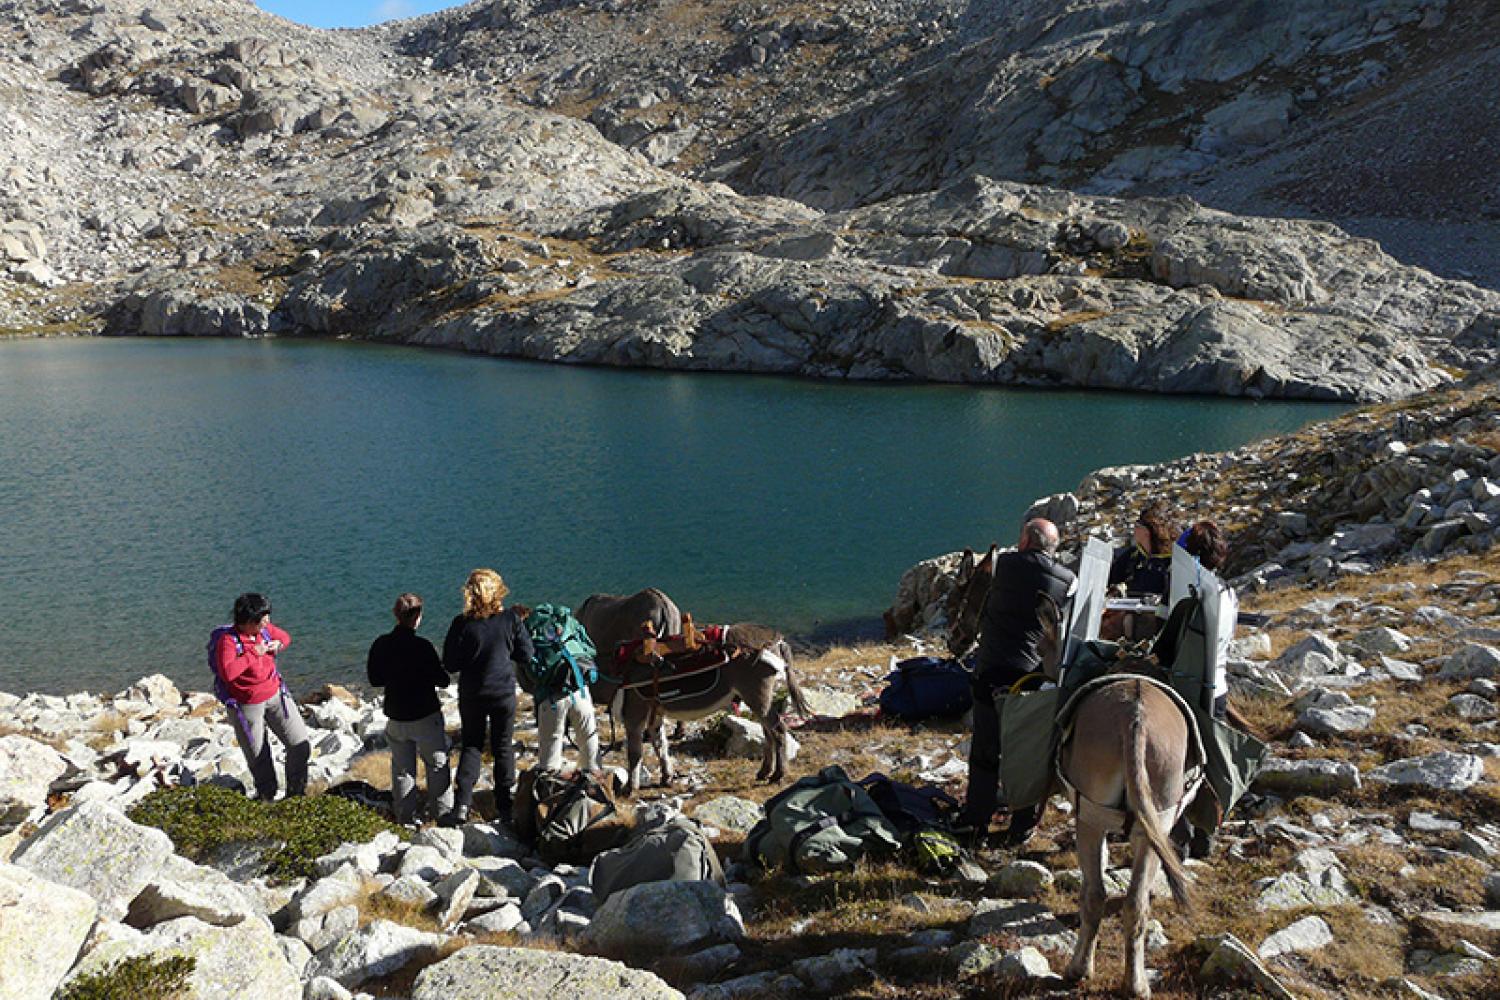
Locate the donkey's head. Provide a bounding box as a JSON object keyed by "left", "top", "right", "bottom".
{"left": 946, "top": 544, "right": 998, "bottom": 656}
{"left": 1034, "top": 593, "right": 1068, "bottom": 681}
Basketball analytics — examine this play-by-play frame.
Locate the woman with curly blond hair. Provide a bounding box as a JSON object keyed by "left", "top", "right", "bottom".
{"left": 440, "top": 568, "right": 534, "bottom": 826}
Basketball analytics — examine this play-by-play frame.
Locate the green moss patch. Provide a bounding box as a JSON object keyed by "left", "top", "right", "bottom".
{"left": 129, "top": 784, "right": 401, "bottom": 880}
{"left": 57, "top": 954, "right": 195, "bottom": 1000}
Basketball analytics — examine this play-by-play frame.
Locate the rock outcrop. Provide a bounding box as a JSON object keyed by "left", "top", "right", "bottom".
{"left": 2, "top": 0, "right": 1497, "bottom": 400}
{"left": 411, "top": 945, "right": 685, "bottom": 1000}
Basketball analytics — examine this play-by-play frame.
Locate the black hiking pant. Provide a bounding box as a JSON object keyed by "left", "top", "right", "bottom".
{"left": 454, "top": 693, "right": 516, "bottom": 815}
{"left": 961, "top": 680, "right": 1003, "bottom": 827}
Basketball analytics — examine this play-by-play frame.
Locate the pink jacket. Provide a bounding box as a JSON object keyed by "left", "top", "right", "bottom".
{"left": 214, "top": 623, "right": 292, "bottom": 705}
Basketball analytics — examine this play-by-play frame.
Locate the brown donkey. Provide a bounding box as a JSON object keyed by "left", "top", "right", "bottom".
{"left": 578, "top": 591, "right": 812, "bottom": 795}
{"left": 1037, "top": 598, "right": 1194, "bottom": 998}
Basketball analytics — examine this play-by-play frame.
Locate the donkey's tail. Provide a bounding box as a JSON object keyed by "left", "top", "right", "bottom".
{"left": 776, "top": 639, "right": 813, "bottom": 719}
{"left": 1123, "top": 682, "right": 1193, "bottom": 911}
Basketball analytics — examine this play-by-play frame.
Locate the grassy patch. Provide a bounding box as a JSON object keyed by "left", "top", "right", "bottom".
{"left": 57, "top": 954, "right": 195, "bottom": 1000}
{"left": 128, "top": 784, "right": 401, "bottom": 880}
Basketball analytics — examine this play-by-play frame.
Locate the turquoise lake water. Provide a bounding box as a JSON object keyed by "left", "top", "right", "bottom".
{"left": 0, "top": 338, "right": 1340, "bottom": 694}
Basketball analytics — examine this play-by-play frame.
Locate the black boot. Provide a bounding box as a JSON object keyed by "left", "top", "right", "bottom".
{"left": 1188, "top": 827, "right": 1214, "bottom": 860}
{"left": 438, "top": 805, "right": 469, "bottom": 828}
{"left": 1002, "top": 805, "right": 1039, "bottom": 847}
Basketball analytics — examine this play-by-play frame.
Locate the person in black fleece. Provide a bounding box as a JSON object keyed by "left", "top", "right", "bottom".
{"left": 440, "top": 568, "right": 534, "bottom": 826}
{"left": 958, "top": 517, "right": 1077, "bottom": 846}
{"left": 367, "top": 592, "right": 451, "bottom": 824}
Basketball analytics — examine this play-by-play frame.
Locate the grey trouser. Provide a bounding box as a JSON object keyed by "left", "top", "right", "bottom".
{"left": 387, "top": 710, "right": 453, "bottom": 823}
{"left": 536, "top": 687, "right": 599, "bottom": 773}
{"left": 231, "top": 687, "right": 310, "bottom": 800}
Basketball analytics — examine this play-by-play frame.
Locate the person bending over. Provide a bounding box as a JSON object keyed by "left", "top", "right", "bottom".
{"left": 440, "top": 568, "right": 534, "bottom": 827}
{"left": 367, "top": 592, "right": 452, "bottom": 824}
{"left": 958, "top": 518, "right": 1077, "bottom": 845}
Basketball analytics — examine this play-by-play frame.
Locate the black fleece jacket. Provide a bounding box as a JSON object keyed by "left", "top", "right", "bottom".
{"left": 443, "top": 608, "right": 534, "bottom": 702}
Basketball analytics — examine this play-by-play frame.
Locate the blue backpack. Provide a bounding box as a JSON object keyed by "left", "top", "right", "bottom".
{"left": 878, "top": 657, "right": 974, "bottom": 721}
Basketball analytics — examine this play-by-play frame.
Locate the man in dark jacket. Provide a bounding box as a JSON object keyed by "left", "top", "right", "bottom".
{"left": 367, "top": 592, "right": 451, "bottom": 824}
{"left": 958, "top": 518, "right": 1077, "bottom": 843}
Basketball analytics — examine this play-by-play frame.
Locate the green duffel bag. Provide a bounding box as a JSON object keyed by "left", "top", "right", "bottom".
{"left": 744, "top": 765, "right": 902, "bottom": 874}
{"left": 999, "top": 686, "right": 1063, "bottom": 812}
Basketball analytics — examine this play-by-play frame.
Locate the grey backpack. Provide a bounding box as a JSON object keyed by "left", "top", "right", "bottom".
{"left": 590, "top": 813, "right": 724, "bottom": 904}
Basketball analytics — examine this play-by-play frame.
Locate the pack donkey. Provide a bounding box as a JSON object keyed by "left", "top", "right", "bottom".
{"left": 577, "top": 589, "right": 812, "bottom": 795}
{"left": 947, "top": 549, "right": 1195, "bottom": 998}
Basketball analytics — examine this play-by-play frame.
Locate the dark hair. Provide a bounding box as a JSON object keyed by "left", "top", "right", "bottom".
{"left": 233, "top": 592, "right": 271, "bottom": 627}
{"left": 393, "top": 592, "right": 423, "bottom": 627}
{"left": 1183, "top": 520, "right": 1228, "bottom": 571}
{"left": 1137, "top": 502, "right": 1177, "bottom": 555}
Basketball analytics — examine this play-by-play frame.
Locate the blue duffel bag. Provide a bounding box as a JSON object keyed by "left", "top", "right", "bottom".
{"left": 878, "top": 656, "right": 974, "bottom": 721}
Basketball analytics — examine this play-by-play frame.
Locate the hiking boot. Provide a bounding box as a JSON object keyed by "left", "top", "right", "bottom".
{"left": 1001, "top": 806, "right": 1039, "bottom": 848}
{"left": 947, "top": 822, "right": 988, "bottom": 850}
{"left": 437, "top": 806, "right": 469, "bottom": 828}
{"left": 1187, "top": 828, "right": 1214, "bottom": 860}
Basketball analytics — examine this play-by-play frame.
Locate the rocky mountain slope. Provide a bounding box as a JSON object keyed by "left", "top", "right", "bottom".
{"left": 388, "top": 0, "right": 1500, "bottom": 287}
{"left": 2, "top": 0, "right": 1499, "bottom": 400}
{"left": 3, "top": 383, "right": 1499, "bottom": 999}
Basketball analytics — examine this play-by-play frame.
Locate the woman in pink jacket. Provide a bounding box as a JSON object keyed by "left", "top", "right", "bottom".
{"left": 213, "top": 592, "right": 310, "bottom": 800}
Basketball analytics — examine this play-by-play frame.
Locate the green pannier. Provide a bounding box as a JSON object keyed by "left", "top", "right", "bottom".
{"left": 999, "top": 686, "right": 1063, "bottom": 812}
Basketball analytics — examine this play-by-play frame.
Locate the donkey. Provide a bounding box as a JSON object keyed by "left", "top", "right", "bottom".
{"left": 578, "top": 590, "right": 813, "bottom": 795}
{"left": 944, "top": 543, "right": 1000, "bottom": 657}
{"left": 1035, "top": 596, "right": 1194, "bottom": 999}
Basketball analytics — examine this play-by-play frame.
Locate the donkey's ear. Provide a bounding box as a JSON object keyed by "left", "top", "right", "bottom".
{"left": 980, "top": 543, "right": 999, "bottom": 570}
{"left": 958, "top": 548, "right": 976, "bottom": 579}
{"left": 1035, "top": 594, "right": 1062, "bottom": 633}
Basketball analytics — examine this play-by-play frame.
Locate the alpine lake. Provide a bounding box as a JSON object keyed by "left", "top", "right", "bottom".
{"left": 0, "top": 337, "right": 1343, "bottom": 694}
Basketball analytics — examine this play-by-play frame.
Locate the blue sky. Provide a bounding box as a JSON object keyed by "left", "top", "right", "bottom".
{"left": 256, "top": 1, "right": 463, "bottom": 29}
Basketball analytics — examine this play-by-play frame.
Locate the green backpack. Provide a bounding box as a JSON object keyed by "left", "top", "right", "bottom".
{"left": 521, "top": 603, "right": 598, "bottom": 703}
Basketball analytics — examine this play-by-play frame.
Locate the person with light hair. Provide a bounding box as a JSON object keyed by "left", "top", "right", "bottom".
{"left": 440, "top": 569, "right": 534, "bottom": 827}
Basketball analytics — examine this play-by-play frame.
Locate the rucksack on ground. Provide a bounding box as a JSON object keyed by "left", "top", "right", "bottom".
{"left": 878, "top": 656, "right": 973, "bottom": 721}
{"left": 857, "top": 772, "right": 960, "bottom": 835}
{"left": 744, "top": 765, "right": 902, "bottom": 874}
{"left": 514, "top": 768, "right": 626, "bottom": 864}
{"left": 521, "top": 604, "right": 598, "bottom": 702}
{"left": 590, "top": 812, "right": 725, "bottom": 904}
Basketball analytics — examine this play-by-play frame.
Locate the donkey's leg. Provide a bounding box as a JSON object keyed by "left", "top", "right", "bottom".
{"left": 740, "top": 677, "right": 782, "bottom": 782}
{"left": 1123, "top": 831, "right": 1162, "bottom": 999}
{"left": 650, "top": 705, "right": 675, "bottom": 786}
{"left": 1064, "top": 816, "right": 1109, "bottom": 984}
{"left": 622, "top": 696, "right": 647, "bottom": 796}
{"left": 757, "top": 709, "right": 781, "bottom": 783}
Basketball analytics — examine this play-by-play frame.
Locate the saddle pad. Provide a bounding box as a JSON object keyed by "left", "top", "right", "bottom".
{"left": 654, "top": 665, "right": 722, "bottom": 703}
{"left": 615, "top": 645, "right": 729, "bottom": 702}
{"left": 1057, "top": 673, "right": 1206, "bottom": 774}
